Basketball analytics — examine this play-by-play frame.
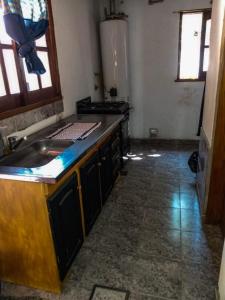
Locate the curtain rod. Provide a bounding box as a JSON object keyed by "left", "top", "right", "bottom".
{"left": 173, "top": 8, "right": 212, "bottom": 14}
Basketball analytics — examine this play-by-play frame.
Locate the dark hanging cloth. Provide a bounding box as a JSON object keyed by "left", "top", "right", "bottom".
{"left": 197, "top": 82, "right": 206, "bottom": 136}
{"left": 188, "top": 151, "right": 198, "bottom": 173}
{"left": 2, "top": 0, "right": 49, "bottom": 75}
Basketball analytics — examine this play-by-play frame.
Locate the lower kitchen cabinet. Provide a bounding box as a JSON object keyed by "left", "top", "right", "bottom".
{"left": 111, "top": 129, "right": 121, "bottom": 183}
{"left": 0, "top": 120, "right": 124, "bottom": 293}
{"left": 99, "top": 140, "right": 113, "bottom": 205}
{"left": 80, "top": 151, "right": 102, "bottom": 235}
{"left": 48, "top": 173, "right": 83, "bottom": 280}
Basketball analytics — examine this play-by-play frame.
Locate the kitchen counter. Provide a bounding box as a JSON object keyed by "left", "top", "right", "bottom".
{"left": 0, "top": 114, "right": 123, "bottom": 183}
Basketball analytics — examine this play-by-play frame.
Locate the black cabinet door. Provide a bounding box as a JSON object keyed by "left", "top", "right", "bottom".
{"left": 111, "top": 129, "right": 122, "bottom": 183}
{"left": 112, "top": 149, "right": 121, "bottom": 183}
{"left": 99, "top": 141, "right": 113, "bottom": 204}
{"left": 48, "top": 174, "right": 83, "bottom": 280}
{"left": 80, "top": 152, "right": 101, "bottom": 234}
{"left": 120, "top": 115, "right": 130, "bottom": 156}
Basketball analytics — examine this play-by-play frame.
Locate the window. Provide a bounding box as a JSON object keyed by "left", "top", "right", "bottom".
{"left": 177, "top": 9, "right": 211, "bottom": 81}
{"left": 0, "top": 0, "right": 62, "bottom": 118}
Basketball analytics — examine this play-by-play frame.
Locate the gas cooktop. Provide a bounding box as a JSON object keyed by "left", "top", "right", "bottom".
{"left": 77, "top": 98, "right": 129, "bottom": 115}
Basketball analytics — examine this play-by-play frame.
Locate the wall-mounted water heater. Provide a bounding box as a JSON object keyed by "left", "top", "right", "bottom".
{"left": 100, "top": 16, "right": 129, "bottom": 102}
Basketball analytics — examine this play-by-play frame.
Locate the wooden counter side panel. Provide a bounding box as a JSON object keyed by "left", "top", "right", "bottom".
{"left": 0, "top": 180, "right": 61, "bottom": 293}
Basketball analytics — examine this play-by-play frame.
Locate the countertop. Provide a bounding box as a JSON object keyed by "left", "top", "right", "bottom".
{"left": 0, "top": 114, "right": 124, "bottom": 184}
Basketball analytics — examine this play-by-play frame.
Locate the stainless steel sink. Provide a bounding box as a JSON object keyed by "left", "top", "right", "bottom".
{"left": 0, "top": 139, "right": 74, "bottom": 168}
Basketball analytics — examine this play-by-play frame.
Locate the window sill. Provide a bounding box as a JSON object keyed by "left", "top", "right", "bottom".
{"left": 175, "top": 79, "right": 206, "bottom": 83}
{"left": 0, "top": 94, "right": 63, "bottom": 121}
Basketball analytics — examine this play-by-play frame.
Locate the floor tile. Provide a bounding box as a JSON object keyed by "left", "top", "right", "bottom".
{"left": 150, "top": 179, "right": 180, "bottom": 194}
{"left": 113, "top": 190, "right": 180, "bottom": 210}
{"left": 114, "top": 193, "right": 151, "bottom": 208}
{"left": 107, "top": 204, "right": 146, "bottom": 229}
{"left": 129, "top": 293, "right": 172, "bottom": 299}
{"left": 136, "top": 228, "right": 181, "bottom": 261}
{"left": 181, "top": 262, "right": 219, "bottom": 300}
{"left": 142, "top": 207, "right": 181, "bottom": 230}
{"left": 83, "top": 222, "right": 140, "bottom": 258}
{"left": 72, "top": 249, "right": 182, "bottom": 299}
{"left": 90, "top": 286, "right": 129, "bottom": 300}
{"left": 145, "top": 190, "right": 180, "bottom": 209}
{"left": 180, "top": 176, "right": 196, "bottom": 185}
{"left": 180, "top": 193, "right": 199, "bottom": 210}
{"left": 150, "top": 169, "right": 180, "bottom": 181}
{"left": 113, "top": 186, "right": 153, "bottom": 202}
{"left": 181, "top": 230, "right": 223, "bottom": 266}
{"left": 118, "top": 174, "right": 154, "bottom": 191}
{"left": 181, "top": 209, "right": 202, "bottom": 232}
{"left": 179, "top": 182, "right": 197, "bottom": 197}
{"left": 0, "top": 281, "right": 90, "bottom": 300}
{"left": 129, "top": 256, "right": 182, "bottom": 299}
{"left": 61, "top": 286, "right": 92, "bottom": 300}
{"left": 73, "top": 250, "right": 133, "bottom": 292}
{"left": 0, "top": 298, "right": 44, "bottom": 300}
{"left": 0, "top": 283, "right": 47, "bottom": 299}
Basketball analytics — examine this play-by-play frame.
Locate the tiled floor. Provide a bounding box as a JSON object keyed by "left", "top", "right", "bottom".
{"left": 1, "top": 142, "right": 224, "bottom": 300}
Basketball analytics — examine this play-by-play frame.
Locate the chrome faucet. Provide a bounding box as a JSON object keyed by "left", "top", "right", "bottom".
{"left": 8, "top": 136, "right": 27, "bottom": 151}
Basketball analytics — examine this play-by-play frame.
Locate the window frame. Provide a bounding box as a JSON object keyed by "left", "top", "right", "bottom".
{"left": 176, "top": 8, "right": 212, "bottom": 82}
{"left": 0, "top": 0, "right": 62, "bottom": 120}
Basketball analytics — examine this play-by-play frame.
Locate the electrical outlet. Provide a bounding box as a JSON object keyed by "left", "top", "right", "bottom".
{"left": 149, "top": 128, "right": 159, "bottom": 138}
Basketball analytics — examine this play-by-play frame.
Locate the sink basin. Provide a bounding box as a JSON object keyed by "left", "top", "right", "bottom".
{"left": 0, "top": 140, "right": 74, "bottom": 168}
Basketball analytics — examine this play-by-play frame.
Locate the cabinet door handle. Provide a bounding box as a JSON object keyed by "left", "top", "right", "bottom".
{"left": 102, "top": 157, "right": 106, "bottom": 161}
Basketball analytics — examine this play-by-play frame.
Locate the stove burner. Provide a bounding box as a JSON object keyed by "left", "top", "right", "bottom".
{"left": 77, "top": 100, "right": 129, "bottom": 115}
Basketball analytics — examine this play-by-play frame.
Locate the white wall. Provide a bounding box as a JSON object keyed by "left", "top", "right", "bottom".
{"left": 100, "top": 0, "right": 211, "bottom": 139}
{"left": 202, "top": 0, "right": 225, "bottom": 146}
{"left": 52, "top": 0, "right": 102, "bottom": 117}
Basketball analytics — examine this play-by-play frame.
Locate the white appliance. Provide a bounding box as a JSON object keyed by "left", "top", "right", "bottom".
{"left": 100, "top": 19, "right": 129, "bottom": 102}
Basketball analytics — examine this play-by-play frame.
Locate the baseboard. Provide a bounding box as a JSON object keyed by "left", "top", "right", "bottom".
{"left": 215, "top": 287, "right": 220, "bottom": 300}
{"left": 130, "top": 138, "right": 199, "bottom": 148}
{"left": 200, "top": 127, "right": 211, "bottom": 150}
